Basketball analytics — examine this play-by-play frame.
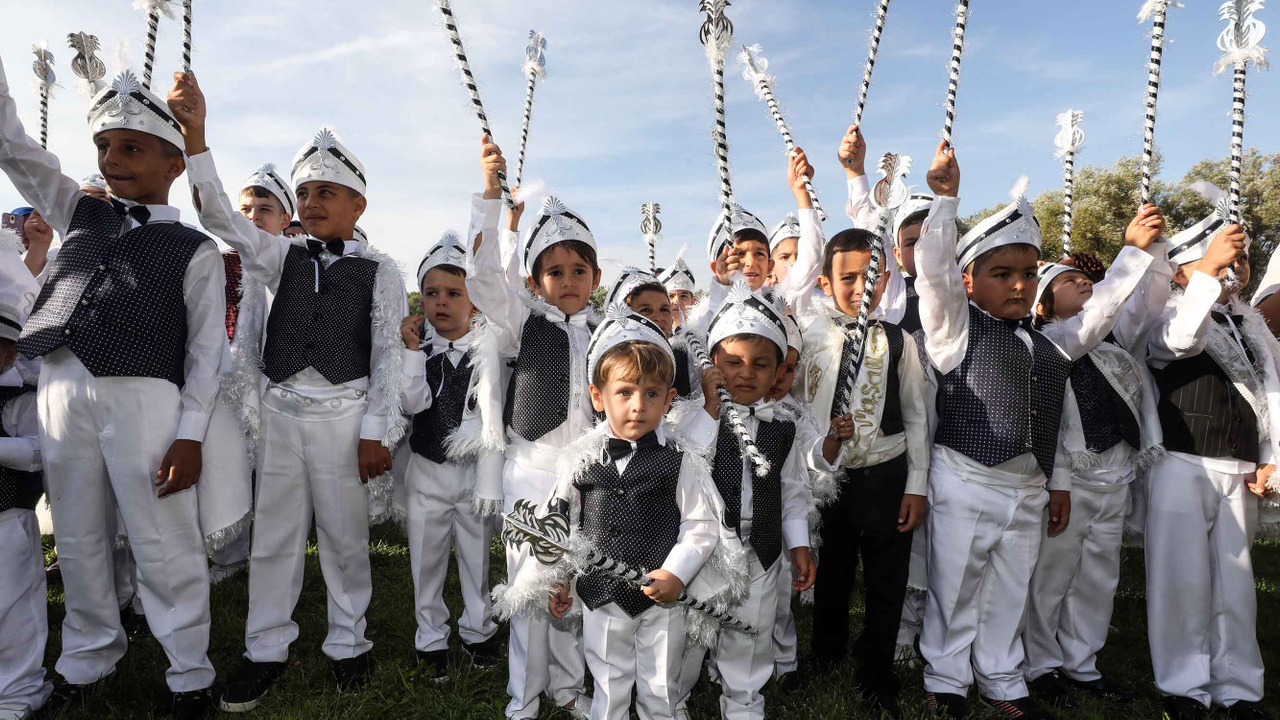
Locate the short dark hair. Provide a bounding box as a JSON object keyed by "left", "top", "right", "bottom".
{"left": 161, "top": 139, "right": 184, "bottom": 158}
{"left": 626, "top": 282, "right": 668, "bottom": 304}
{"left": 967, "top": 243, "right": 1039, "bottom": 275}
{"left": 711, "top": 333, "right": 784, "bottom": 367}
{"left": 897, "top": 210, "right": 930, "bottom": 238}
{"left": 239, "top": 185, "right": 288, "bottom": 215}
{"left": 734, "top": 229, "right": 769, "bottom": 248}
{"left": 422, "top": 264, "right": 466, "bottom": 281}
{"left": 822, "top": 228, "right": 879, "bottom": 277}
{"left": 532, "top": 239, "right": 599, "bottom": 282}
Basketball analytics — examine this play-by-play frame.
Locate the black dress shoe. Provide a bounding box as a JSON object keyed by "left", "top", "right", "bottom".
{"left": 415, "top": 649, "right": 449, "bottom": 682}
{"left": 1027, "top": 670, "right": 1078, "bottom": 709}
{"left": 1162, "top": 696, "right": 1210, "bottom": 720}
{"left": 120, "top": 605, "right": 152, "bottom": 641}
{"left": 777, "top": 671, "right": 802, "bottom": 694}
{"left": 1224, "top": 701, "right": 1273, "bottom": 720}
{"left": 44, "top": 676, "right": 111, "bottom": 715}
{"left": 1064, "top": 675, "right": 1134, "bottom": 705}
{"left": 924, "top": 691, "right": 968, "bottom": 717}
{"left": 332, "top": 653, "right": 376, "bottom": 692}
{"left": 980, "top": 695, "right": 1056, "bottom": 719}
{"left": 218, "top": 660, "right": 286, "bottom": 713}
{"left": 170, "top": 687, "right": 214, "bottom": 720}
{"left": 462, "top": 634, "right": 504, "bottom": 667}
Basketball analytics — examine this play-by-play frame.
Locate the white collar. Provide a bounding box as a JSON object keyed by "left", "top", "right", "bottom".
{"left": 0, "top": 366, "right": 22, "bottom": 388}
{"left": 111, "top": 196, "right": 181, "bottom": 224}
{"left": 605, "top": 423, "right": 667, "bottom": 447}
{"left": 544, "top": 305, "right": 592, "bottom": 328}
{"left": 431, "top": 330, "right": 473, "bottom": 356}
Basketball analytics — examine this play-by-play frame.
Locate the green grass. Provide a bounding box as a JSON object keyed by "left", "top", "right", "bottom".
{"left": 40, "top": 529, "right": 1280, "bottom": 719}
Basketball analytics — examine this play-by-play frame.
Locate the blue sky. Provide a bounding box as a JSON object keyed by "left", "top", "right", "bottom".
{"left": 2, "top": 0, "right": 1277, "bottom": 290}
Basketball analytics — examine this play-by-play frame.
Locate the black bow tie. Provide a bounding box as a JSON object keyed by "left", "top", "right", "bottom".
{"left": 1212, "top": 310, "right": 1246, "bottom": 327}
{"left": 606, "top": 431, "right": 660, "bottom": 462}
{"left": 1003, "top": 316, "right": 1035, "bottom": 332}
{"left": 110, "top": 199, "right": 151, "bottom": 226}
{"left": 306, "top": 238, "right": 347, "bottom": 260}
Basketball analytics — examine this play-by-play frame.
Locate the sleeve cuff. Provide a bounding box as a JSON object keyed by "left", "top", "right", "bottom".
{"left": 685, "top": 410, "right": 720, "bottom": 448}
{"left": 660, "top": 546, "right": 705, "bottom": 586}
{"left": 809, "top": 436, "right": 837, "bottom": 473}
{"left": 927, "top": 195, "right": 961, "bottom": 224}
{"left": 402, "top": 347, "right": 427, "bottom": 377}
{"left": 1260, "top": 443, "right": 1274, "bottom": 466}
{"left": 360, "top": 414, "right": 388, "bottom": 442}
{"left": 1187, "top": 269, "right": 1224, "bottom": 303}
{"left": 905, "top": 468, "right": 929, "bottom": 496}
{"left": 176, "top": 411, "right": 212, "bottom": 442}
{"left": 185, "top": 149, "right": 217, "bottom": 181}
{"left": 783, "top": 519, "right": 810, "bottom": 551}
{"left": 1048, "top": 466, "right": 1072, "bottom": 492}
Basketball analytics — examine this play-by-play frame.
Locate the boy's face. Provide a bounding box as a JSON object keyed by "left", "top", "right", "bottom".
{"left": 1039, "top": 270, "right": 1092, "bottom": 322}
{"left": 668, "top": 289, "right": 696, "bottom": 325}
{"left": 963, "top": 244, "right": 1039, "bottom": 320}
{"left": 713, "top": 337, "right": 782, "bottom": 407}
{"left": 531, "top": 244, "right": 601, "bottom": 316}
{"left": 628, "top": 289, "right": 674, "bottom": 337}
{"left": 590, "top": 377, "right": 677, "bottom": 442}
{"left": 768, "top": 347, "right": 800, "bottom": 401}
{"left": 94, "top": 129, "right": 184, "bottom": 203}
{"left": 735, "top": 238, "right": 774, "bottom": 290}
{"left": 895, "top": 222, "right": 922, "bottom": 277}
{"left": 0, "top": 339, "right": 16, "bottom": 373}
{"left": 769, "top": 236, "right": 799, "bottom": 285}
{"left": 1175, "top": 254, "right": 1251, "bottom": 293}
{"left": 239, "top": 190, "right": 290, "bottom": 236}
{"left": 819, "top": 248, "right": 888, "bottom": 318}
{"left": 295, "top": 181, "right": 365, "bottom": 241}
{"left": 420, "top": 267, "right": 473, "bottom": 339}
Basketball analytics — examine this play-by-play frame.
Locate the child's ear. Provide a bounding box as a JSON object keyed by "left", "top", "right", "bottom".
{"left": 817, "top": 275, "right": 834, "bottom": 297}
{"left": 1035, "top": 301, "right": 1046, "bottom": 319}
{"left": 589, "top": 384, "right": 606, "bottom": 412}
{"left": 352, "top": 194, "right": 367, "bottom": 221}
{"left": 591, "top": 268, "right": 602, "bottom": 291}
{"left": 526, "top": 275, "right": 541, "bottom": 295}
{"left": 962, "top": 270, "right": 975, "bottom": 297}
{"left": 663, "top": 386, "right": 678, "bottom": 412}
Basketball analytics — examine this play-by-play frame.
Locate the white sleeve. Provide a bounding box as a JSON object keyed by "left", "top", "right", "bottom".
{"left": 466, "top": 194, "right": 527, "bottom": 355}
{"left": 0, "top": 391, "right": 40, "bottom": 472}
{"left": 175, "top": 242, "right": 228, "bottom": 442}
{"left": 1110, "top": 243, "right": 1176, "bottom": 353}
{"left": 777, "top": 208, "right": 825, "bottom": 317}
{"left": 360, "top": 274, "right": 411, "bottom": 441}
{"left": 1253, "top": 253, "right": 1280, "bottom": 306}
{"left": 912, "top": 197, "right": 969, "bottom": 374}
{"left": 186, "top": 150, "right": 290, "bottom": 292}
{"left": 1040, "top": 245, "right": 1154, "bottom": 361}
{"left": 845, "top": 175, "right": 878, "bottom": 230}
{"left": 678, "top": 409, "right": 720, "bottom": 449}
{"left": 660, "top": 454, "right": 719, "bottom": 584}
{"left": 1049, "top": 387, "right": 1073, "bottom": 492}
{"left": 899, "top": 333, "right": 930, "bottom": 496}
{"left": 1146, "top": 271, "right": 1221, "bottom": 368}
{"left": 0, "top": 55, "right": 85, "bottom": 237}
{"left": 781, "top": 440, "right": 812, "bottom": 550}
{"left": 400, "top": 350, "right": 433, "bottom": 415}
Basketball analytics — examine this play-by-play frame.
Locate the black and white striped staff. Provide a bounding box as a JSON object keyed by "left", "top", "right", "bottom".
{"left": 833, "top": 153, "right": 910, "bottom": 419}
{"left": 1214, "top": 0, "right": 1267, "bottom": 224}
{"left": 853, "top": 0, "right": 893, "bottom": 127}
{"left": 181, "top": 0, "right": 193, "bottom": 74}
{"left": 133, "top": 0, "right": 175, "bottom": 91}
{"left": 31, "top": 44, "right": 55, "bottom": 150}
{"left": 435, "top": 0, "right": 515, "bottom": 209}
{"left": 513, "top": 31, "right": 546, "bottom": 190}
{"left": 1137, "top": 1, "right": 1178, "bottom": 208}
{"left": 700, "top": 0, "right": 736, "bottom": 219}
{"left": 942, "top": 0, "right": 970, "bottom": 148}
{"left": 641, "top": 203, "right": 662, "bottom": 274}
{"left": 738, "top": 44, "right": 825, "bottom": 220}
{"left": 67, "top": 32, "right": 106, "bottom": 96}
{"left": 1054, "top": 110, "right": 1085, "bottom": 257}
{"left": 681, "top": 329, "right": 772, "bottom": 478}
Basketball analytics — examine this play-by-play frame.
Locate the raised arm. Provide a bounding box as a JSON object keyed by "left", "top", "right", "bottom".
{"left": 1147, "top": 225, "right": 1245, "bottom": 367}
{"left": 839, "top": 125, "right": 878, "bottom": 230}
{"left": 464, "top": 138, "right": 527, "bottom": 354}
{"left": 913, "top": 142, "right": 968, "bottom": 375}
{"left": 774, "top": 150, "right": 825, "bottom": 318}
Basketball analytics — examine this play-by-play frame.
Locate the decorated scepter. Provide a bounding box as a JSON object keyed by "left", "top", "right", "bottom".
{"left": 435, "top": 0, "right": 515, "bottom": 209}
{"left": 503, "top": 499, "right": 759, "bottom": 635}
{"left": 941, "top": 0, "right": 971, "bottom": 148}
{"left": 133, "top": 0, "right": 175, "bottom": 90}
{"left": 700, "top": 0, "right": 736, "bottom": 221}
{"left": 832, "top": 153, "right": 910, "bottom": 419}
{"left": 1214, "top": 0, "right": 1268, "bottom": 224}
{"left": 512, "top": 31, "right": 546, "bottom": 190}
{"left": 680, "top": 326, "right": 772, "bottom": 477}
{"left": 853, "top": 0, "right": 893, "bottom": 126}
{"left": 31, "top": 44, "right": 55, "bottom": 150}
{"left": 67, "top": 32, "right": 107, "bottom": 96}
{"left": 1054, "top": 110, "right": 1085, "bottom": 257}
{"left": 641, "top": 203, "right": 662, "bottom": 274}
{"left": 1137, "top": 1, "right": 1180, "bottom": 207}
{"left": 738, "top": 44, "right": 825, "bottom": 220}
{"left": 181, "top": 0, "right": 193, "bottom": 74}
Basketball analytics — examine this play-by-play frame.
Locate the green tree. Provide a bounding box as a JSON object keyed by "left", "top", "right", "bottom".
{"left": 408, "top": 291, "right": 422, "bottom": 316}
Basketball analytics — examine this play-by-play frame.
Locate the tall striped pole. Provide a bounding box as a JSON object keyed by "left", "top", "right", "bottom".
{"left": 1214, "top": 0, "right": 1267, "bottom": 225}
{"left": 181, "top": 0, "right": 193, "bottom": 74}
{"left": 853, "top": 0, "right": 893, "bottom": 127}
{"left": 134, "top": 0, "right": 174, "bottom": 90}
{"left": 513, "top": 31, "right": 546, "bottom": 190}
{"left": 1137, "top": 1, "right": 1178, "bottom": 207}
{"left": 941, "top": 0, "right": 970, "bottom": 148}
{"left": 700, "top": 1, "right": 735, "bottom": 219}
{"left": 31, "top": 45, "right": 55, "bottom": 150}
{"left": 1054, "top": 111, "right": 1085, "bottom": 256}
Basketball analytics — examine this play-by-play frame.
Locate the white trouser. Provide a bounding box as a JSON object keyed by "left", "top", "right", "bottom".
{"left": 1024, "top": 482, "right": 1129, "bottom": 683}
{"left": 503, "top": 457, "right": 584, "bottom": 719}
{"left": 920, "top": 464, "right": 1047, "bottom": 700}
{"left": 405, "top": 454, "right": 497, "bottom": 652}
{"left": 109, "top": 511, "right": 142, "bottom": 614}
{"left": 244, "top": 403, "right": 372, "bottom": 663}
{"left": 583, "top": 603, "right": 686, "bottom": 720}
{"left": 897, "top": 525, "right": 929, "bottom": 650}
{"left": 771, "top": 551, "right": 797, "bottom": 677}
{"left": 1145, "top": 456, "right": 1263, "bottom": 707}
{"left": 682, "top": 547, "right": 781, "bottom": 720}
{"left": 38, "top": 354, "right": 213, "bottom": 691}
{"left": 0, "top": 509, "right": 52, "bottom": 710}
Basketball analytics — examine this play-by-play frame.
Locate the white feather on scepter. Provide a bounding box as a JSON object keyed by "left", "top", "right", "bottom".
{"left": 1055, "top": 110, "right": 1085, "bottom": 256}
{"left": 1215, "top": 0, "right": 1269, "bottom": 73}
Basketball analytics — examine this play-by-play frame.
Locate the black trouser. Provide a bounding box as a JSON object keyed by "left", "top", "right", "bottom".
{"left": 810, "top": 453, "right": 913, "bottom": 697}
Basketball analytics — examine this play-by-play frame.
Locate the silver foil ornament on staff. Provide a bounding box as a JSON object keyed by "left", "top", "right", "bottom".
{"left": 1214, "top": 0, "right": 1268, "bottom": 224}
{"left": 31, "top": 44, "right": 56, "bottom": 150}
{"left": 641, "top": 203, "right": 662, "bottom": 274}
{"left": 502, "top": 499, "right": 759, "bottom": 636}
{"left": 513, "top": 30, "right": 547, "bottom": 190}
{"left": 67, "top": 32, "right": 106, "bottom": 97}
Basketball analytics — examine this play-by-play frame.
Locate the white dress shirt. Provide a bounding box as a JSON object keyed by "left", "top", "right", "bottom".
{"left": 400, "top": 330, "right": 474, "bottom": 416}
{"left": 185, "top": 149, "right": 406, "bottom": 441}
{"left": 0, "top": 57, "right": 225, "bottom": 443}
{"left": 0, "top": 366, "right": 40, "bottom": 472}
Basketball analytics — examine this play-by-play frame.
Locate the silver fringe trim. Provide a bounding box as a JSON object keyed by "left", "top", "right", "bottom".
{"left": 470, "top": 496, "right": 504, "bottom": 519}
{"left": 203, "top": 510, "right": 251, "bottom": 554}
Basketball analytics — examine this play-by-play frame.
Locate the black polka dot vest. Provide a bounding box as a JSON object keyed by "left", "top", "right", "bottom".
{"left": 409, "top": 351, "right": 475, "bottom": 464}
{"left": 261, "top": 244, "right": 378, "bottom": 385}
{"left": 0, "top": 385, "right": 43, "bottom": 514}
{"left": 1071, "top": 344, "right": 1140, "bottom": 454}
{"left": 711, "top": 416, "right": 796, "bottom": 570}
{"left": 504, "top": 314, "right": 578, "bottom": 442}
{"left": 18, "top": 196, "right": 210, "bottom": 387}
{"left": 933, "top": 309, "right": 1071, "bottom": 479}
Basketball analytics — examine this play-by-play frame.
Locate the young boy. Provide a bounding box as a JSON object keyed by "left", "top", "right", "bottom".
{"left": 659, "top": 253, "right": 698, "bottom": 329}
{"left": 168, "top": 74, "right": 407, "bottom": 708}
{"left": 606, "top": 267, "right": 701, "bottom": 398}
{"left": 397, "top": 230, "right": 504, "bottom": 679}
{"left": 1023, "top": 208, "right": 1170, "bottom": 711}
{"left": 912, "top": 142, "right": 1156, "bottom": 719}
{"left": 0, "top": 236, "right": 49, "bottom": 720}
{"left": 675, "top": 283, "right": 817, "bottom": 719}
{"left": 0, "top": 62, "right": 225, "bottom": 718}
{"left": 541, "top": 309, "right": 723, "bottom": 720}
{"left": 1144, "top": 212, "right": 1276, "bottom": 720}
{"left": 466, "top": 138, "right": 597, "bottom": 719}
{"left": 767, "top": 214, "right": 801, "bottom": 286}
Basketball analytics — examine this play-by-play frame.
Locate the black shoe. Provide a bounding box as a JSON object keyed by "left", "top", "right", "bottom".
{"left": 1224, "top": 702, "right": 1273, "bottom": 720}
{"left": 924, "top": 691, "right": 968, "bottom": 717}
{"left": 777, "top": 671, "right": 802, "bottom": 694}
{"left": 120, "top": 605, "right": 152, "bottom": 641}
{"left": 980, "top": 695, "right": 1056, "bottom": 719}
{"left": 462, "top": 635, "right": 503, "bottom": 667}
{"left": 1027, "top": 671, "right": 1078, "bottom": 710}
{"left": 415, "top": 649, "right": 449, "bottom": 682}
{"left": 218, "top": 660, "right": 286, "bottom": 713}
{"left": 1162, "top": 696, "right": 1210, "bottom": 720}
{"left": 44, "top": 676, "right": 111, "bottom": 714}
{"left": 332, "top": 654, "right": 375, "bottom": 692}
{"left": 170, "top": 688, "right": 214, "bottom": 720}
{"left": 1064, "top": 675, "right": 1133, "bottom": 705}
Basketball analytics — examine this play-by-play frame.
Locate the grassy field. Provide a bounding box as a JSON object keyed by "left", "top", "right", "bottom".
{"left": 40, "top": 527, "right": 1280, "bottom": 719}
